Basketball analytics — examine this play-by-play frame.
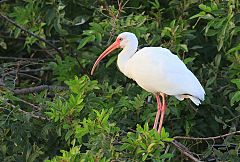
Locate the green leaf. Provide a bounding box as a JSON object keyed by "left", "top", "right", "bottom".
{"left": 201, "top": 14, "right": 214, "bottom": 20}
{"left": 73, "top": 16, "right": 87, "bottom": 25}
{"left": 159, "top": 153, "right": 174, "bottom": 159}
{"left": 0, "top": 41, "right": 7, "bottom": 49}
{"left": 214, "top": 54, "right": 221, "bottom": 67}
{"left": 190, "top": 11, "right": 206, "bottom": 19}
{"left": 160, "top": 127, "right": 166, "bottom": 137}
{"left": 162, "top": 137, "right": 173, "bottom": 142}
{"left": 205, "top": 29, "right": 218, "bottom": 36}
{"left": 183, "top": 57, "right": 195, "bottom": 64}
{"left": 142, "top": 153, "right": 148, "bottom": 161}
{"left": 14, "top": 28, "right": 21, "bottom": 38}
{"left": 120, "top": 143, "right": 130, "bottom": 151}
{"left": 206, "top": 76, "right": 216, "bottom": 87}
{"left": 143, "top": 122, "right": 149, "bottom": 132}
{"left": 147, "top": 143, "right": 156, "bottom": 153}
{"left": 215, "top": 116, "right": 224, "bottom": 124}
{"left": 230, "top": 91, "right": 240, "bottom": 106}
{"left": 231, "top": 79, "right": 240, "bottom": 89}
{"left": 95, "top": 32, "right": 102, "bottom": 42}
{"left": 65, "top": 130, "right": 73, "bottom": 141}
{"left": 227, "top": 43, "right": 240, "bottom": 54}
{"left": 106, "top": 55, "right": 117, "bottom": 68}
{"left": 235, "top": 106, "right": 240, "bottom": 112}
{"left": 170, "top": 20, "right": 176, "bottom": 28}
{"left": 63, "top": 123, "right": 70, "bottom": 129}
{"left": 45, "top": 9, "right": 56, "bottom": 25}
{"left": 54, "top": 19, "right": 68, "bottom": 35}
{"left": 77, "top": 35, "right": 95, "bottom": 49}
{"left": 0, "top": 145, "right": 7, "bottom": 156}
{"left": 136, "top": 124, "right": 144, "bottom": 132}
{"left": 90, "top": 22, "right": 103, "bottom": 32}
{"left": 149, "top": 0, "right": 160, "bottom": 9}
{"left": 199, "top": 4, "right": 212, "bottom": 12}
{"left": 180, "top": 44, "right": 188, "bottom": 52}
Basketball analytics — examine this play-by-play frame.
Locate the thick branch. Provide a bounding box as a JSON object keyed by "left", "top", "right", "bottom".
{"left": 172, "top": 140, "right": 202, "bottom": 162}
{"left": 174, "top": 131, "right": 240, "bottom": 141}
{"left": 13, "top": 85, "right": 68, "bottom": 95}
{"left": 0, "top": 12, "right": 63, "bottom": 57}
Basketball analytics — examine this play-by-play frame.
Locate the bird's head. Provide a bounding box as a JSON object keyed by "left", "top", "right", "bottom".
{"left": 117, "top": 32, "right": 138, "bottom": 48}
{"left": 91, "top": 32, "right": 138, "bottom": 75}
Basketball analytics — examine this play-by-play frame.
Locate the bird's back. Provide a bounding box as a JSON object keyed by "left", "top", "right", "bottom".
{"left": 126, "top": 47, "right": 205, "bottom": 101}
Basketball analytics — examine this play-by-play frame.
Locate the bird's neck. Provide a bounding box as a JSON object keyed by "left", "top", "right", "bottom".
{"left": 117, "top": 45, "right": 137, "bottom": 77}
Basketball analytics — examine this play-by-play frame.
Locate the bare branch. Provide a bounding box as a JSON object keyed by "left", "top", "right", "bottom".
{"left": 74, "top": 55, "right": 89, "bottom": 75}
{"left": 17, "top": 72, "right": 41, "bottom": 81}
{"left": 17, "top": 98, "right": 41, "bottom": 110}
{"left": 172, "top": 140, "right": 202, "bottom": 162}
{"left": 0, "top": 56, "right": 52, "bottom": 61}
{"left": 13, "top": 85, "right": 68, "bottom": 95}
{"left": 105, "top": 0, "right": 129, "bottom": 43}
{"left": 0, "top": 12, "right": 64, "bottom": 57}
{"left": 6, "top": 102, "right": 48, "bottom": 121}
{"left": 8, "top": 68, "right": 50, "bottom": 74}
{"left": 174, "top": 131, "right": 240, "bottom": 141}
{"left": 17, "top": 108, "right": 48, "bottom": 120}
{"left": 0, "top": 33, "right": 60, "bottom": 43}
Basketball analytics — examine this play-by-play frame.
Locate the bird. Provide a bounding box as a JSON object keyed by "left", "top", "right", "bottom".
{"left": 91, "top": 32, "right": 205, "bottom": 133}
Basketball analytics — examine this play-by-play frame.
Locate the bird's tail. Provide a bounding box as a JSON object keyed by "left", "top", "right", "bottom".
{"left": 175, "top": 95, "right": 201, "bottom": 106}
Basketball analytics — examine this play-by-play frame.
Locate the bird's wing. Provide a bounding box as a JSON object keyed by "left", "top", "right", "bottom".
{"left": 127, "top": 47, "right": 205, "bottom": 100}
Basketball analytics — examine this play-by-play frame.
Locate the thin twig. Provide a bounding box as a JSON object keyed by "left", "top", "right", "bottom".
{"left": 0, "top": 12, "right": 63, "bottom": 57}
{"left": 0, "top": 33, "right": 60, "bottom": 43}
{"left": 74, "top": 55, "right": 89, "bottom": 75}
{"left": 104, "top": 0, "right": 128, "bottom": 43}
{"left": 17, "top": 72, "right": 41, "bottom": 81}
{"left": 0, "top": 78, "right": 4, "bottom": 86}
{"left": 13, "top": 85, "right": 68, "bottom": 95}
{"left": 164, "top": 144, "right": 170, "bottom": 155}
{"left": 172, "top": 140, "right": 202, "bottom": 162}
{"left": 14, "top": 61, "right": 20, "bottom": 85}
{"left": 17, "top": 108, "right": 47, "bottom": 120}
{"left": 213, "top": 85, "right": 228, "bottom": 94}
{"left": 225, "top": 115, "right": 240, "bottom": 122}
{"left": 174, "top": 131, "right": 240, "bottom": 140}
{"left": 6, "top": 102, "right": 48, "bottom": 121}
{"left": 17, "top": 98, "right": 40, "bottom": 110}
{"left": 8, "top": 68, "right": 50, "bottom": 74}
{"left": 0, "top": 107, "right": 14, "bottom": 123}
{"left": 0, "top": 56, "right": 52, "bottom": 61}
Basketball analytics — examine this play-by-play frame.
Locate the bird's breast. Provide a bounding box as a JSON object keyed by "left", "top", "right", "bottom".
{"left": 125, "top": 54, "right": 167, "bottom": 93}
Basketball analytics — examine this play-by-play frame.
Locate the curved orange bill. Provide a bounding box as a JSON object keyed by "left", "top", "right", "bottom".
{"left": 91, "top": 40, "right": 120, "bottom": 75}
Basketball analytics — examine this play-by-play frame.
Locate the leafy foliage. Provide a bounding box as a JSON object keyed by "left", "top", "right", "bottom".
{"left": 121, "top": 123, "right": 173, "bottom": 161}
{"left": 0, "top": 0, "right": 240, "bottom": 161}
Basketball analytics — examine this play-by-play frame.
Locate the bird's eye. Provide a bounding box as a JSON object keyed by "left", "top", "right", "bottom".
{"left": 119, "top": 38, "right": 123, "bottom": 41}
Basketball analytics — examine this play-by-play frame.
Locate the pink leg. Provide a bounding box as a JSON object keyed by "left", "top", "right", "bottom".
{"left": 153, "top": 94, "right": 162, "bottom": 130}
{"left": 158, "top": 93, "right": 166, "bottom": 134}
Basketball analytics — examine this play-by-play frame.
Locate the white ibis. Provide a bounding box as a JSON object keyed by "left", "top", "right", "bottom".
{"left": 91, "top": 32, "right": 205, "bottom": 133}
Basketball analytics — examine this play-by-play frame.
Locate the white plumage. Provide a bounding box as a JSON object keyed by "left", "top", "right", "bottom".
{"left": 126, "top": 47, "right": 205, "bottom": 105}
{"left": 91, "top": 32, "right": 205, "bottom": 133}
